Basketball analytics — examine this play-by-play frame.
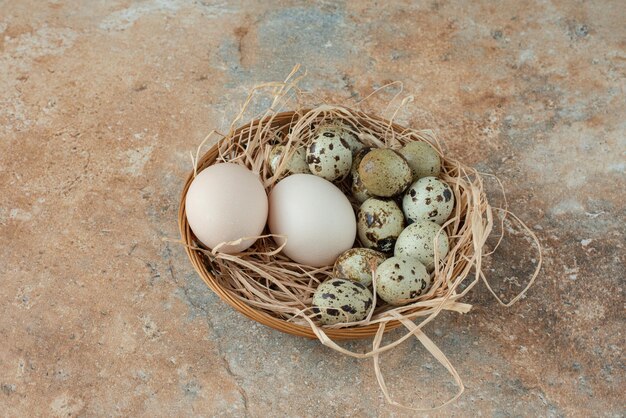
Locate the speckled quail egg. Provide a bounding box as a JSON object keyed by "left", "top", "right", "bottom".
{"left": 350, "top": 147, "right": 373, "bottom": 202}
{"left": 358, "top": 149, "right": 413, "bottom": 197}
{"left": 268, "top": 145, "right": 310, "bottom": 176}
{"left": 398, "top": 141, "right": 442, "bottom": 180}
{"left": 352, "top": 174, "right": 372, "bottom": 203}
{"left": 394, "top": 221, "right": 450, "bottom": 271}
{"left": 306, "top": 126, "right": 353, "bottom": 181}
{"left": 357, "top": 198, "right": 405, "bottom": 253}
{"left": 312, "top": 278, "right": 373, "bottom": 325}
{"left": 403, "top": 176, "right": 455, "bottom": 225}
{"left": 341, "top": 129, "right": 365, "bottom": 155}
{"left": 316, "top": 121, "right": 365, "bottom": 155}
{"left": 333, "top": 248, "right": 387, "bottom": 287}
{"left": 375, "top": 256, "right": 432, "bottom": 305}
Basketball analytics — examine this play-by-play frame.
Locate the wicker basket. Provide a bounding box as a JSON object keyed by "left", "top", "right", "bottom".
{"left": 178, "top": 109, "right": 477, "bottom": 341}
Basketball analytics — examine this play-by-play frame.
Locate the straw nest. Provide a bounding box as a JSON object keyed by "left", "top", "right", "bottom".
{"left": 176, "top": 69, "right": 540, "bottom": 410}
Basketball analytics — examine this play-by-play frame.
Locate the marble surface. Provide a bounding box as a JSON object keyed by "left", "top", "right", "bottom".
{"left": 0, "top": 1, "right": 624, "bottom": 416}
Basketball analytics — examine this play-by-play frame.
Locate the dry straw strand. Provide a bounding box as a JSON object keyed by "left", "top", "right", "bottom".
{"left": 177, "top": 66, "right": 541, "bottom": 410}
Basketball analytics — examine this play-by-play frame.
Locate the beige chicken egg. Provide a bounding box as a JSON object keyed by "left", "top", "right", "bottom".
{"left": 333, "top": 248, "right": 387, "bottom": 287}
{"left": 185, "top": 163, "right": 268, "bottom": 254}
{"left": 394, "top": 221, "right": 450, "bottom": 271}
{"left": 268, "top": 174, "right": 356, "bottom": 267}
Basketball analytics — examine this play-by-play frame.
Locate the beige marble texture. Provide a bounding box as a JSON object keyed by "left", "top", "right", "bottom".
{"left": 0, "top": 1, "right": 624, "bottom": 416}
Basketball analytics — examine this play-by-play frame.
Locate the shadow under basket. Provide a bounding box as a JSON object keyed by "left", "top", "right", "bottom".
{"left": 178, "top": 110, "right": 476, "bottom": 341}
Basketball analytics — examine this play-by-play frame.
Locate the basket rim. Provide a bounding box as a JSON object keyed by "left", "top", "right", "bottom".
{"left": 178, "top": 109, "right": 470, "bottom": 340}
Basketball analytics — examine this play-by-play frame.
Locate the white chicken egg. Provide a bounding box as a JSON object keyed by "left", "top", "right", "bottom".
{"left": 185, "top": 163, "right": 268, "bottom": 254}
{"left": 268, "top": 174, "right": 356, "bottom": 267}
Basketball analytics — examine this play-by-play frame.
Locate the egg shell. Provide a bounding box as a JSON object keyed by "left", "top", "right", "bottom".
{"left": 375, "top": 256, "right": 431, "bottom": 305}
{"left": 318, "top": 121, "right": 365, "bottom": 155}
{"left": 268, "top": 145, "right": 310, "bottom": 176}
{"left": 333, "top": 248, "right": 387, "bottom": 287}
{"left": 306, "top": 127, "right": 353, "bottom": 181}
{"left": 342, "top": 130, "right": 365, "bottom": 154}
{"left": 394, "top": 221, "right": 450, "bottom": 271}
{"left": 312, "top": 278, "right": 373, "bottom": 325}
{"left": 351, "top": 147, "right": 373, "bottom": 177}
{"left": 398, "top": 141, "right": 441, "bottom": 180}
{"left": 402, "top": 176, "right": 455, "bottom": 225}
{"left": 268, "top": 174, "right": 356, "bottom": 267}
{"left": 357, "top": 198, "right": 405, "bottom": 253}
{"left": 185, "top": 163, "right": 268, "bottom": 254}
{"left": 350, "top": 147, "right": 373, "bottom": 202}
{"left": 351, "top": 172, "right": 372, "bottom": 203}
{"left": 358, "top": 148, "right": 413, "bottom": 197}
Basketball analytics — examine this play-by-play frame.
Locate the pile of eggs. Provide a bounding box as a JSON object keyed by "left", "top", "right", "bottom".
{"left": 185, "top": 120, "right": 455, "bottom": 326}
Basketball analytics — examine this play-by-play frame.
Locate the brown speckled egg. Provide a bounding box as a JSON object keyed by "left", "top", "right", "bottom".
{"left": 398, "top": 142, "right": 441, "bottom": 180}
{"left": 306, "top": 126, "right": 352, "bottom": 181}
{"left": 402, "top": 177, "right": 455, "bottom": 225}
{"left": 333, "top": 248, "right": 387, "bottom": 287}
{"left": 352, "top": 173, "right": 372, "bottom": 203}
{"left": 268, "top": 145, "right": 310, "bottom": 176}
{"left": 312, "top": 278, "right": 373, "bottom": 325}
{"left": 375, "top": 256, "right": 431, "bottom": 305}
{"left": 341, "top": 129, "right": 365, "bottom": 155}
{"left": 394, "top": 221, "right": 450, "bottom": 271}
{"left": 357, "top": 198, "right": 405, "bottom": 253}
{"left": 351, "top": 147, "right": 373, "bottom": 177}
{"left": 358, "top": 148, "right": 413, "bottom": 197}
{"left": 350, "top": 147, "right": 373, "bottom": 203}
{"left": 317, "top": 121, "right": 365, "bottom": 155}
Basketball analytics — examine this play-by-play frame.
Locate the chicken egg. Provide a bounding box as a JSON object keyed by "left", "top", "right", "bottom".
{"left": 185, "top": 163, "right": 268, "bottom": 254}
{"left": 268, "top": 174, "right": 356, "bottom": 267}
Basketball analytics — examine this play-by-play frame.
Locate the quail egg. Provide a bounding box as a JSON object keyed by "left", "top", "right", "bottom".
{"left": 341, "top": 129, "right": 365, "bottom": 155}
{"left": 357, "top": 198, "right": 405, "bottom": 253}
{"left": 398, "top": 141, "right": 441, "bottom": 180}
{"left": 351, "top": 147, "right": 373, "bottom": 202}
{"left": 394, "top": 221, "right": 450, "bottom": 271}
{"left": 316, "top": 121, "right": 365, "bottom": 155}
{"left": 403, "top": 176, "right": 455, "bottom": 225}
{"left": 375, "top": 256, "right": 431, "bottom": 305}
{"left": 333, "top": 248, "right": 387, "bottom": 287}
{"left": 268, "top": 145, "right": 310, "bottom": 176}
{"left": 358, "top": 148, "right": 413, "bottom": 197}
{"left": 352, "top": 174, "right": 372, "bottom": 203}
{"left": 351, "top": 147, "right": 373, "bottom": 177}
{"left": 306, "top": 126, "right": 353, "bottom": 181}
{"left": 312, "top": 278, "right": 373, "bottom": 325}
